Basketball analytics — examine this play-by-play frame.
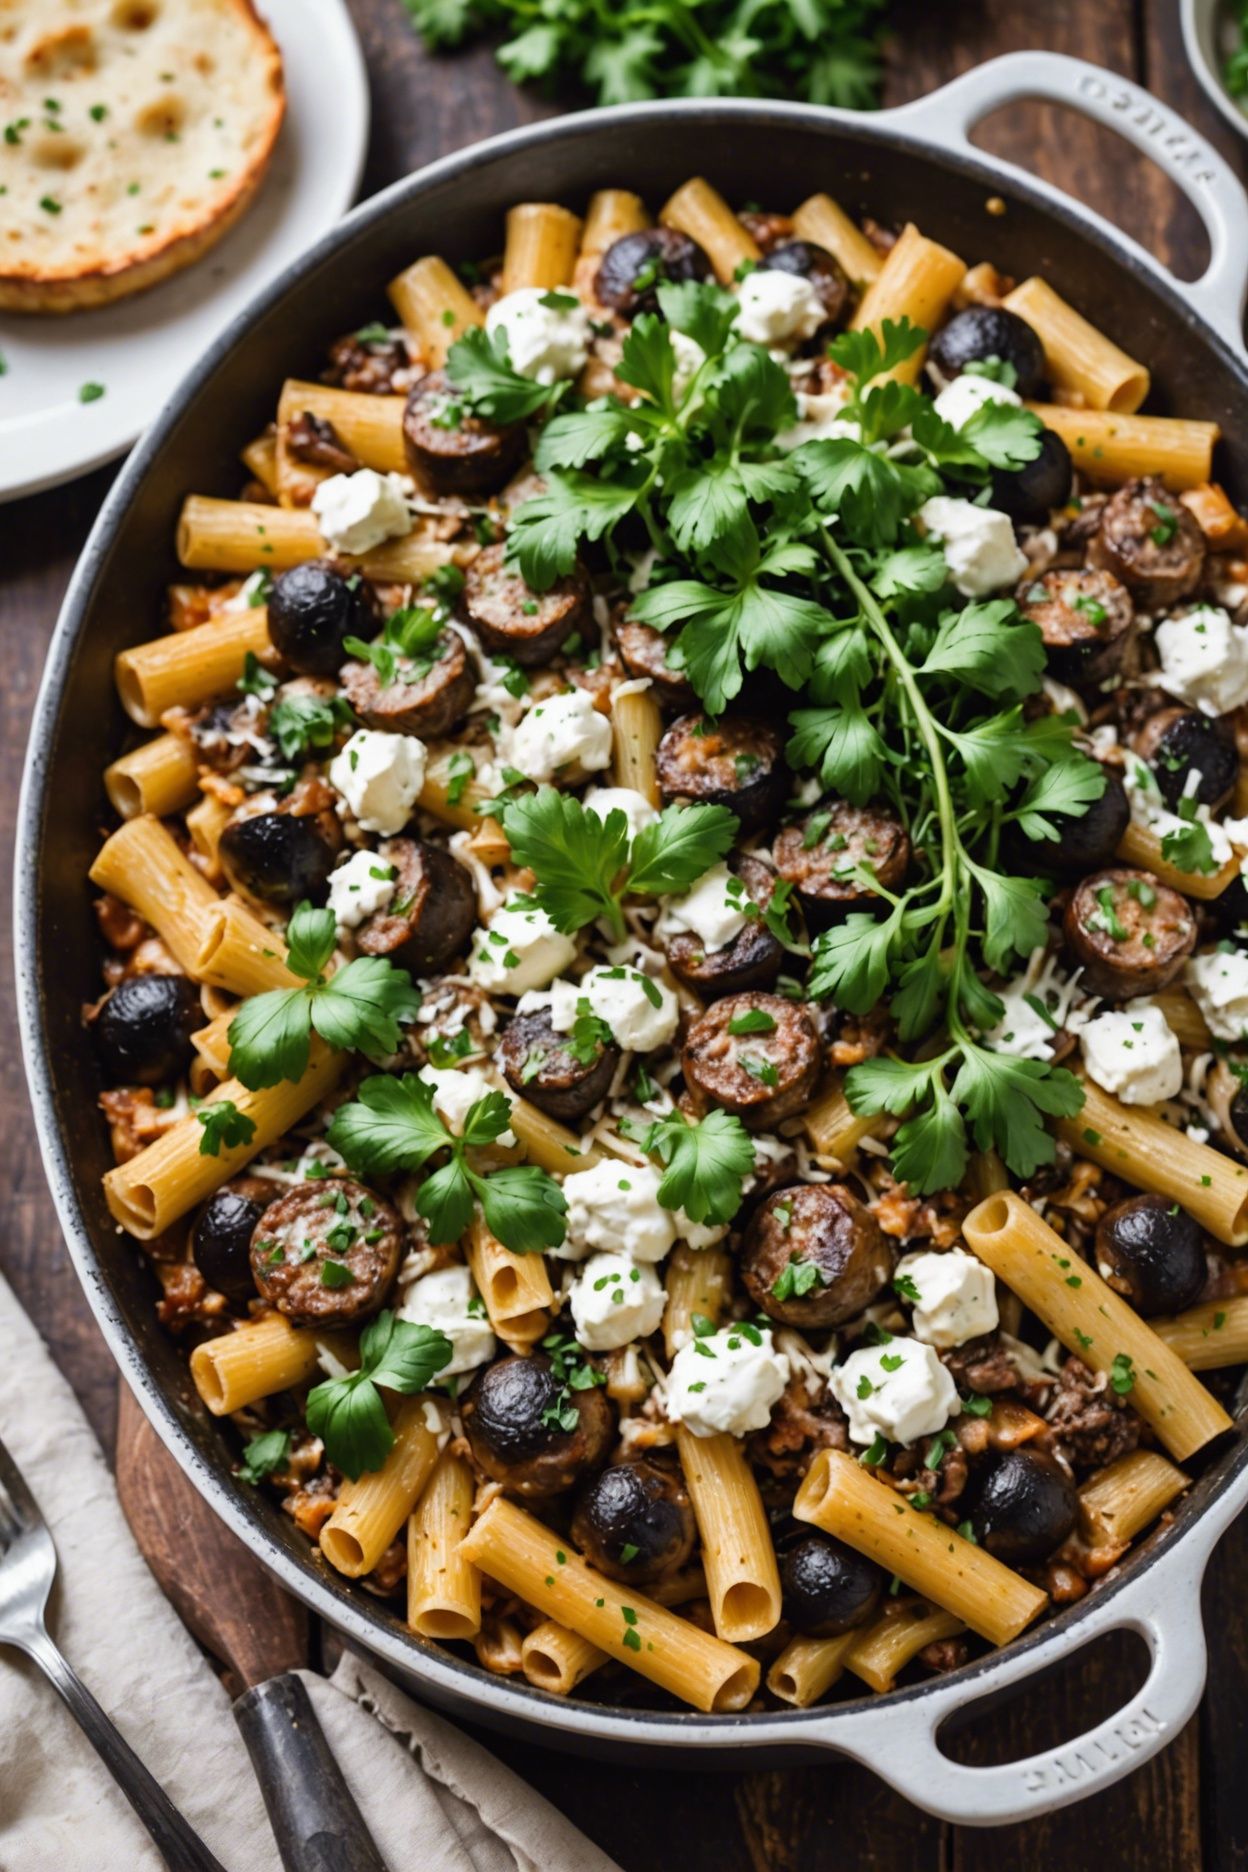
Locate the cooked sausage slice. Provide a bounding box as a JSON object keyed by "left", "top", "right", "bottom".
{"left": 355, "top": 837, "right": 477, "bottom": 974}
{"left": 656, "top": 713, "right": 787, "bottom": 834}
{"left": 404, "top": 977, "right": 496, "bottom": 1069}
{"left": 1088, "top": 476, "right": 1206, "bottom": 608}
{"left": 402, "top": 369, "right": 526, "bottom": 496}
{"left": 741, "top": 1183, "right": 894, "bottom": 1327}
{"left": 340, "top": 628, "right": 475, "bottom": 739}
{"left": 682, "top": 991, "right": 822, "bottom": 1130}
{"left": 772, "top": 800, "right": 910, "bottom": 925}
{"left": 595, "top": 227, "right": 713, "bottom": 317}
{"left": 1063, "top": 866, "right": 1197, "bottom": 999}
{"left": 664, "top": 851, "right": 786, "bottom": 997}
{"left": 250, "top": 1178, "right": 402, "bottom": 1327}
{"left": 499, "top": 1007, "right": 620, "bottom": 1123}
{"left": 1131, "top": 706, "right": 1238, "bottom": 813}
{"left": 1017, "top": 567, "right": 1134, "bottom": 683}
{"left": 462, "top": 1353, "right": 616, "bottom": 1497}
{"left": 462, "top": 542, "right": 589, "bottom": 667}
{"left": 612, "top": 613, "right": 695, "bottom": 711}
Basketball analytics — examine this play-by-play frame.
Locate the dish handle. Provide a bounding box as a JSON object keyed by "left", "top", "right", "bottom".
{"left": 801, "top": 1526, "right": 1211, "bottom": 1827}
{"left": 882, "top": 49, "right": 1248, "bottom": 359}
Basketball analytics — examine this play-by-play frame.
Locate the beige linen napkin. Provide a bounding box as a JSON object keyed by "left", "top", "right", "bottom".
{"left": 0, "top": 1272, "right": 621, "bottom": 1872}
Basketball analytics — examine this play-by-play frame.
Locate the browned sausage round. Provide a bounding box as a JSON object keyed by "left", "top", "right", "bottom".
{"left": 612, "top": 612, "right": 695, "bottom": 711}
{"left": 462, "top": 1353, "right": 616, "bottom": 1497}
{"left": 740, "top": 1184, "right": 894, "bottom": 1327}
{"left": 656, "top": 713, "right": 787, "bottom": 834}
{"left": 664, "top": 851, "right": 786, "bottom": 997}
{"left": 498, "top": 1007, "right": 621, "bottom": 1123}
{"left": 340, "top": 628, "right": 475, "bottom": 740}
{"left": 1063, "top": 866, "right": 1197, "bottom": 999}
{"left": 1017, "top": 567, "right": 1134, "bottom": 683}
{"left": 1087, "top": 476, "right": 1206, "bottom": 608}
{"left": 354, "top": 838, "right": 477, "bottom": 973}
{"left": 1130, "top": 705, "right": 1238, "bottom": 813}
{"left": 772, "top": 800, "right": 910, "bottom": 925}
{"left": 462, "top": 541, "right": 589, "bottom": 667}
{"left": 250, "top": 1178, "right": 402, "bottom": 1327}
{"left": 404, "top": 977, "right": 495, "bottom": 1069}
{"left": 570, "top": 1458, "right": 696, "bottom": 1585}
{"left": 682, "top": 991, "right": 822, "bottom": 1130}
{"left": 402, "top": 369, "right": 526, "bottom": 496}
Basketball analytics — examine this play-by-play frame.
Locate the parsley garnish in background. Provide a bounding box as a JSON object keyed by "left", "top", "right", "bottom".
{"left": 306, "top": 1310, "right": 452, "bottom": 1479}
{"left": 238, "top": 1428, "right": 290, "bottom": 1485}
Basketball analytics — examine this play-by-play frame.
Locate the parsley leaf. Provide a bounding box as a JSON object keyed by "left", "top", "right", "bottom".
{"left": 306, "top": 1310, "right": 452, "bottom": 1480}
{"left": 196, "top": 1099, "right": 257, "bottom": 1158}
{"left": 445, "top": 325, "right": 566, "bottom": 425}
{"left": 238, "top": 1428, "right": 290, "bottom": 1485}
{"left": 639, "top": 1107, "right": 754, "bottom": 1225}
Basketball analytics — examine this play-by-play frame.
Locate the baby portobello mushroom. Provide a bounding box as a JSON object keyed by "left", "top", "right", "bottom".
{"left": 928, "top": 305, "right": 1048, "bottom": 399}
{"left": 781, "top": 1530, "right": 885, "bottom": 1637}
{"left": 191, "top": 1176, "right": 274, "bottom": 1303}
{"left": 570, "top": 1458, "right": 697, "bottom": 1584}
{"left": 92, "top": 973, "right": 201, "bottom": 1086}
{"left": 462, "top": 1353, "right": 616, "bottom": 1497}
{"left": 267, "top": 561, "right": 377, "bottom": 676}
{"left": 964, "top": 1448, "right": 1079, "bottom": 1566}
{"left": 1094, "top": 1193, "right": 1208, "bottom": 1317}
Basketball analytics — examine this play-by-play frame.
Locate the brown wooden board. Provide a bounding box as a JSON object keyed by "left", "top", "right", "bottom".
{"left": 2, "top": 2, "right": 1247, "bottom": 1863}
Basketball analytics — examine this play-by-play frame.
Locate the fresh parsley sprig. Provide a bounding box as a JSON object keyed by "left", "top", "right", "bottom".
{"left": 499, "top": 786, "right": 739, "bottom": 940}
{"left": 306, "top": 1310, "right": 452, "bottom": 1480}
{"left": 326, "top": 1073, "right": 567, "bottom": 1254}
{"left": 445, "top": 325, "right": 571, "bottom": 425}
{"left": 635, "top": 1108, "right": 755, "bottom": 1226}
{"left": 228, "top": 902, "right": 421, "bottom": 1090}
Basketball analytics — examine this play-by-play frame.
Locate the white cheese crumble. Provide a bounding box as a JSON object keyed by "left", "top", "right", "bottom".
{"left": 982, "top": 947, "right": 1096, "bottom": 1062}
{"left": 418, "top": 1065, "right": 515, "bottom": 1145}
{"left": 485, "top": 287, "right": 591, "bottom": 384}
{"left": 776, "top": 383, "right": 857, "bottom": 451}
{"left": 666, "top": 1324, "right": 790, "bottom": 1437}
{"left": 894, "top": 1248, "right": 999, "bottom": 1350}
{"left": 510, "top": 688, "right": 612, "bottom": 782}
{"left": 311, "top": 469, "right": 412, "bottom": 556}
{"left": 931, "top": 373, "right": 1022, "bottom": 431}
{"left": 830, "top": 1337, "right": 960, "bottom": 1447}
{"left": 735, "top": 268, "right": 825, "bottom": 347}
{"left": 467, "top": 898, "right": 578, "bottom": 996}
{"left": 396, "top": 1265, "right": 495, "bottom": 1377}
{"left": 581, "top": 784, "right": 659, "bottom": 841}
{"left": 917, "top": 495, "right": 1028, "bottom": 598}
{"left": 1154, "top": 605, "right": 1248, "bottom": 717}
{"left": 1186, "top": 949, "right": 1248, "bottom": 1042}
{"left": 655, "top": 861, "right": 750, "bottom": 953}
{"left": 326, "top": 849, "right": 397, "bottom": 934}
{"left": 1122, "top": 756, "right": 1232, "bottom": 865}
{"left": 1079, "top": 999, "right": 1182, "bottom": 1105}
{"left": 520, "top": 966, "right": 679, "bottom": 1054}
{"left": 328, "top": 730, "right": 426, "bottom": 836}
{"left": 569, "top": 1252, "right": 667, "bottom": 1351}
{"left": 557, "top": 1159, "right": 677, "bottom": 1264}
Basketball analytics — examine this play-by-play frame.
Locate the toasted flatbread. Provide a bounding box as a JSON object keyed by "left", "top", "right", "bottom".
{"left": 0, "top": 0, "right": 285, "bottom": 312}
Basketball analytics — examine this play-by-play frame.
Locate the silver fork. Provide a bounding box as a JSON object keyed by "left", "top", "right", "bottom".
{"left": 0, "top": 1431, "right": 228, "bottom": 1871}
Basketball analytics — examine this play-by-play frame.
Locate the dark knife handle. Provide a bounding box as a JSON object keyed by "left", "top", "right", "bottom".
{"left": 234, "top": 1673, "right": 390, "bottom": 1872}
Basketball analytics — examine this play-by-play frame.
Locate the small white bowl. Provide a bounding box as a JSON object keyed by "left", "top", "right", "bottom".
{"left": 1182, "top": 0, "right": 1248, "bottom": 141}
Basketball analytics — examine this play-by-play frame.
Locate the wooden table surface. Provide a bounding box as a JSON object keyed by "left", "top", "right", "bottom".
{"left": 4, "top": 0, "right": 1248, "bottom": 1864}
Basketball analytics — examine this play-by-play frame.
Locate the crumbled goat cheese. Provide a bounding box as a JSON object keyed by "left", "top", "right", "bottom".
{"left": 983, "top": 947, "right": 1096, "bottom": 1062}
{"left": 830, "top": 1337, "right": 960, "bottom": 1446}
{"left": 1155, "top": 605, "right": 1248, "bottom": 717}
{"left": 895, "top": 1247, "right": 999, "bottom": 1349}
{"left": 510, "top": 688, "right": 612, "bottom": 782}
{"left": 418, "top": 1065, "right": 515, "bottom": 1145}
{"left": 521, "top": 966, "right": 679, "bottom": 1055}
{"left": 655, "top": 862, "right": 750, "bottom": 953}
{"left": 569, "top": 1252, "right": 667, "bottom": 1351}
{"left": 311, "top": 469, "right": 411, "bottom": 556}
{"left": 667, "top": 1325, "right": 790, "bottom": 1437}
{"left": 1122, "top": 756, "right": 1232, "bottom": 864}
{"left": 1186, "top": 949, "right": 1248, "bottom": 1042}
{"left": 581, "top": 785, "right": 659, "bottom": 841}
{"left": 917, "top": 495, "right": 1029, "bottom": 598}
{"left": 485, "top": 287, "right": 591, "bottom": 384}
{"left": 735, "top": 268, "right": 825, "bottom": 347}
{"left": 329, "top": 730, "right": 426, "bottom": 836}
{"left": 1080, "top": 999, "right": 1182, "bottom": 1104}
{"left": 467, "top": 898, "right": 578, "bottom": 995}
{"left": 327, "top": 848, "right": 397, "bottom": 934}
{"left": 556, "top": 1159, "right": 677, "bottom": 1264}
{"left": 397, "top": 1265, "right": 495, "bottom": 1377}
{"left": 932, "top": 373, "right": 1021, "bottom": 430}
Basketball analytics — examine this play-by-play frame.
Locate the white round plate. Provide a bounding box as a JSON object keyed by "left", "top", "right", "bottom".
{"left": 0, "top": 0, "right": 369, "bottom": 504}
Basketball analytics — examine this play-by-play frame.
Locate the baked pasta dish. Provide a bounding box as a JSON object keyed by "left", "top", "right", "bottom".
{"left": 89, "top": 180, "right": 1248, "bottom": 1715}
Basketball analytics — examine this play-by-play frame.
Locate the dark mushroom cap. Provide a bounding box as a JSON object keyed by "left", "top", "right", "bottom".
{"left": 929, "top": 305, "right": 1048, "bottom": 399}
{"left": 267, "top": 561, "right": 377, "bottom": 676}
{"left": 989, "top": 427, "right": 1073, "bottom": 524}
{"left": 965, "top": 1448, "right": 1078, "bottom": 1564}
{"left": 192, "top": 1185, "right": 268, "bottom": 1302}
{"left": 781, "top": 1531, "right": 884, "bottom": 1636}
{"left": 1095, "top": 1193, "right": 1208, "bottom": 1316}
{"left": 92, "top": 974, "right": 201, "bottom": 1085}
{"left": 220, "top": 812, "right": 338, "bottom": 905}
{"left": 570, "top": 1459, "right": 696, "bottom": 1584}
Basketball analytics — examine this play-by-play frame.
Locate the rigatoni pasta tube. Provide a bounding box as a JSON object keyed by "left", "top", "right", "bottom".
{"left": 611, "top": 688, "right": 662, "bottom": 807}
{"left": 795, "top": 1449, "right": 1048, "bottom": 1646}
{"left": 767, "top": 1631, "right": 859, "bottom": 1709}
{"left": 191, "top": 1010, "right": 233, "bottom": 1083}
{"left": 176, "top": 497, "right": 469, "bottom": 583}
{"left": 675, "top": 1426, "right": 781, "bottom": 1643}
{"left": 520, "top": 1621, "right": 606, "bottom": 1695}
{"left": 510, "top": 1098, "right": 602, "bottom": 1173}
{"left": 104, "top": 1044, "right": 343, "bottom": 1238}
{"left": 1148, "top": 986, "right": 1211, "bottom": 1051}
{"left": 115, "top": 607, "right": 273, "bottom": 728}
{"left": 664, "top": 1244, "right": 732, "bottom": 1360}
{"left": 276, "top": 381, "right": 406, "bottom": 475}
{"left": 321, "top": 1397, "right": 446, "bottom": 1578}
{"left": 803, "top": 1082, "right": 879, "bottom": 1161}
{"left": 465, "top": 1213, "right": 552, "bottom": 1345}
{"left": 241, "top": 430, "right": 279, "bottom": 497}
{"left": 194, "top": 899, "right": 301, "bottom": 996}
{"left": 660, "top": 178, "right": 758, "bottom": 284}
{"left": 185, "top": 792, "right": 232, "bottom": 879}
{"left": 1058, "top": 1081, "right": 1248, "bottom": 1246}
{"left": 89, "top": 815, "right": 218, "bottom": 973}
{"left": 502, "top": 203, "right": 582, "bottom": 293}
{"left": 1023, "top": 405, "right": 1218, "bottom": 492}
{"left": 792, "top": 193, "right": 882, "bottom": 289}
{"left": 1004, "top": 277, "right": 1149, "bottom": 413}
{"left": 105, "top": 734, "right": 200, "bottom": 819}
{"left": 1116, "top": 821, "right": 1241, "bottom": 900}
{"left": 844, "top": 1600, "right": 966, "bottom": 1694}
{"left": 458, "top": 1496, "right": 759, "bottom": 1713}
{"left": 190, "top": 1314, "right": 319, "bottom": 1416}
{"left": 406, "top": 1449, "right": 481, "bottom": 1640}
{"left": 849, "top": 223, "right": 966, "bottom": 383}
{"left": 580, "top": 189, "right": 648, "bottom": 258}
{"left": 418, "top": 752, "right": 500, "bottom": 834}
{"left": 388, "top": 257, "right": 484, "bottom": 367}
{"left": 1153, "top": 1296, "right": 1248, "bottom": 1371}
{"left": 1077, "top": 1449, "right": 1188, "bottom": 1550}
{"left": 963, "top": 1191, "right": 1232, "bottom": 1459}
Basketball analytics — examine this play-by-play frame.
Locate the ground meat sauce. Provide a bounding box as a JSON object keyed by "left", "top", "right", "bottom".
{"left": 1063, "top": 866, "right": 1197, "bottom": 999}
{"left": 682, "top": 991, "right": 822, "bottom": 1129}
{"left": 250, "top": 1179, "right": 402, "bottom": 1327}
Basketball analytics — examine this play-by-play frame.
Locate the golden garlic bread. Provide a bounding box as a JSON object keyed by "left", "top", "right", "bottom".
{"left": 0, "top": 0, "right": 285, "bottom": 312}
